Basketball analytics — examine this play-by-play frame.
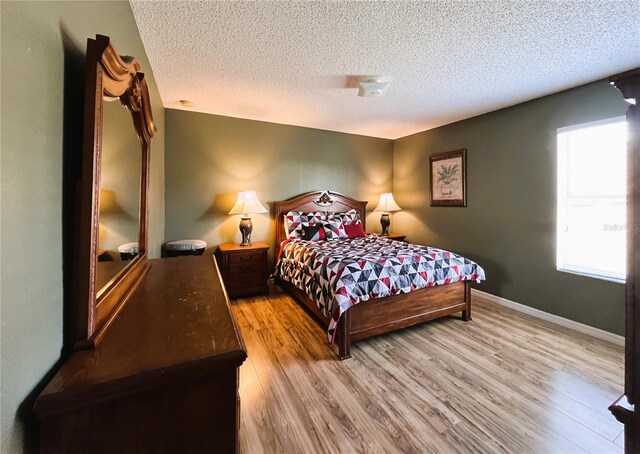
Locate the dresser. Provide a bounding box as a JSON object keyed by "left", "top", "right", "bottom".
{"left": 215, "top": 242, "right": 269, "bottom": 298}
{"left": 34, "top": 256, "right": 247, "bottom": 453}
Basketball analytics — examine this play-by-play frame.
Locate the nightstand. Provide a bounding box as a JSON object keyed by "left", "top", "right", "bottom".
{"left": 385, "top": 233, "right": 406, "bottom": 242}
{"left": 367, "top": 232, "right": 407, "bottom": 242}
{"left": 215, "top": 242, "right": 269, "bottom": 299}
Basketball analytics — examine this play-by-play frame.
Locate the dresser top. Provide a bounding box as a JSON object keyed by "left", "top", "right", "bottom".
{"left": 35, "top": 256, "right": 247, "bottom": 416}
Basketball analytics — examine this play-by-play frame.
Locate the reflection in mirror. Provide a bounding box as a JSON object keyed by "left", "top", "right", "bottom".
{"left": 95, "top": 98, "right": 141, "bottom": 296}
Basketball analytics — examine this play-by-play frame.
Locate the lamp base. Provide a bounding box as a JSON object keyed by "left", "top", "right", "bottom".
{"left": 380, "top": 213, "right": 390, "bottom": 236}
{"left": 239, "top": 217, "right": 253, "bottom": 246}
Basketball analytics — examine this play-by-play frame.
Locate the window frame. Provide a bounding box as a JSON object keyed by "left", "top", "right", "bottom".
{"left": 556, "top": 116, "right": 627, "bottom": 284}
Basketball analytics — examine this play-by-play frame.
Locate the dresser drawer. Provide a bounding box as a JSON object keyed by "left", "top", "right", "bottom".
{"left": 228, "top": 252, "right": 263, "bottom": 265}
{"left": 227, "top": 272, "right": 264, "bottom": 288}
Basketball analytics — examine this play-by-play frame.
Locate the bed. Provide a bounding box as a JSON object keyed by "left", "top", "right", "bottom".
{"left": 273, "top": 190, "right": 485, "bottom": 360}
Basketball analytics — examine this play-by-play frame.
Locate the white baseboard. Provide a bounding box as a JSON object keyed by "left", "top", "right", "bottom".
{"left": 471, "top": 289, "right": 624, "bottom": 347}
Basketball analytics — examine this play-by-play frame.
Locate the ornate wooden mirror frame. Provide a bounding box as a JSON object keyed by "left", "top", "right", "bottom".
{"left": 75, "top": 35, "right": 156, "bottom": 349}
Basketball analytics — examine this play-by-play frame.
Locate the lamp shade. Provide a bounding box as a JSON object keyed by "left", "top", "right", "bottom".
{"left": 373, "top": 193, "right": 402, "bottom": 213}
{"left": 228, "top": 190, "right": 268, "bottom": 216}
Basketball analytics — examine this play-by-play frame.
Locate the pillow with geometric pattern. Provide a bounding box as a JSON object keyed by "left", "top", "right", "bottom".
{"left": 326, "top": 208, "right": 361, "bottom": 226}
{"left": 323, "top": 218, "right": 347, "bottom": 240}
{"left": 285, "top": 211, "right": 326, "bottom": 239}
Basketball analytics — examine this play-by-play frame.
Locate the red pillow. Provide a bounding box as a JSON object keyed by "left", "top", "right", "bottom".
{"left": 344, "top": 223, "right": 366, "bottom": 239}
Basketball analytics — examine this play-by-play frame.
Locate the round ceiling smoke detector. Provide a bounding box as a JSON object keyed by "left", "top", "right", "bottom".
{"left": 358, "top": 78, "right": 391, "bottom": 97}
{"left": 178, "top": 99, "right": 194, "bottom": 107}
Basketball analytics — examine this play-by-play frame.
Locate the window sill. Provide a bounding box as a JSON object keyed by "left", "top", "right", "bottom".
{"left": 557, "top": 267, "right": 625, "bottom": 284}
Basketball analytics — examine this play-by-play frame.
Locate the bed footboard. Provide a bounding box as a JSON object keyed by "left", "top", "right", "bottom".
{"left": 347, "top": 281, "right": 470, "bottom": 345}
{"left": 278, "top": 277, "right": 472, "bottom": 360}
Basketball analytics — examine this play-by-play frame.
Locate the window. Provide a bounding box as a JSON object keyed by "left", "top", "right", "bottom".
{"left": 557, "top": 117, "right": 627, "bottom": 282}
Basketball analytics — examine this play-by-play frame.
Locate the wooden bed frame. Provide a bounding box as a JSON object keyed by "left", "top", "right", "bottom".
{"left": 274, "top": 191, "right": 471, "bottom": 360}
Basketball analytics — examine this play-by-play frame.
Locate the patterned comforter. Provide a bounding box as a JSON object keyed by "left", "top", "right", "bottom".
{"left": 273, "top": 236, "right": 486, "bottom": 343}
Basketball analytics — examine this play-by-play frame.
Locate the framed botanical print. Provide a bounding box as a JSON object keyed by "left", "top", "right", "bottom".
{"left": 429, "top": 149, "right": 467, "bottom": 206}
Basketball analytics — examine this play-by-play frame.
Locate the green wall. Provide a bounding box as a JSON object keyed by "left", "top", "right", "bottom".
{"left": 393, "top": 79, "right": 628, "bottom": 335}
{"left": 165, "top": 109, "right": 393, "bottom": 266}
{"left": 0, "top": 2, "right": 165, "bottom": 451}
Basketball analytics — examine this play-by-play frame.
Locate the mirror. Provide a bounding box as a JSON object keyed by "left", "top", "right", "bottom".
{"left": 95, "top": 99, "right": 142, "bottom": 294}
{"left": 74, "top": 35, "right": 156, "bottom": 349}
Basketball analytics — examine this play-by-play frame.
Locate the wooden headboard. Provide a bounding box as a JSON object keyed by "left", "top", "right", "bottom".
{"left": 274, "top": 191, "right": 368, "bottom": 247}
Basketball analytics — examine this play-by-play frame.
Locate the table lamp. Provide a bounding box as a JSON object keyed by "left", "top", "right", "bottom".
{"left": 373, "top": 192, "right": 402, "bottom": 235}
{"left": 228, "top": 191, "right": 268, "bottom": 246}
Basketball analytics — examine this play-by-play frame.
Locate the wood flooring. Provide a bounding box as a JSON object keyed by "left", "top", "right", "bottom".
{"left": 231, "top": 285, "right": 624, "bottom": 453}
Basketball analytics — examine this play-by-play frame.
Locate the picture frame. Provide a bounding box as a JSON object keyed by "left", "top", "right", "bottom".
{"left": 429, "top": 149, "right": 467, "bottom": 207}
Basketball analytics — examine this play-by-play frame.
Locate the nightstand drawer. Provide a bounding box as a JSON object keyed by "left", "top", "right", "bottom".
{"left": 228, "top": 252, "right": 263, "bottom": 265}
{"left": 227, "top": 272, "right": 264, "bottom": 288}
{"left": 229, "top": 262, "right": 262, "bottom": 275}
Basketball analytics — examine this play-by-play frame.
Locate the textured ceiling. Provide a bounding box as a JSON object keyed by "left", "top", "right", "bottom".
{"left": 130, "top": 1, "right": 640, "bottom": 139}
